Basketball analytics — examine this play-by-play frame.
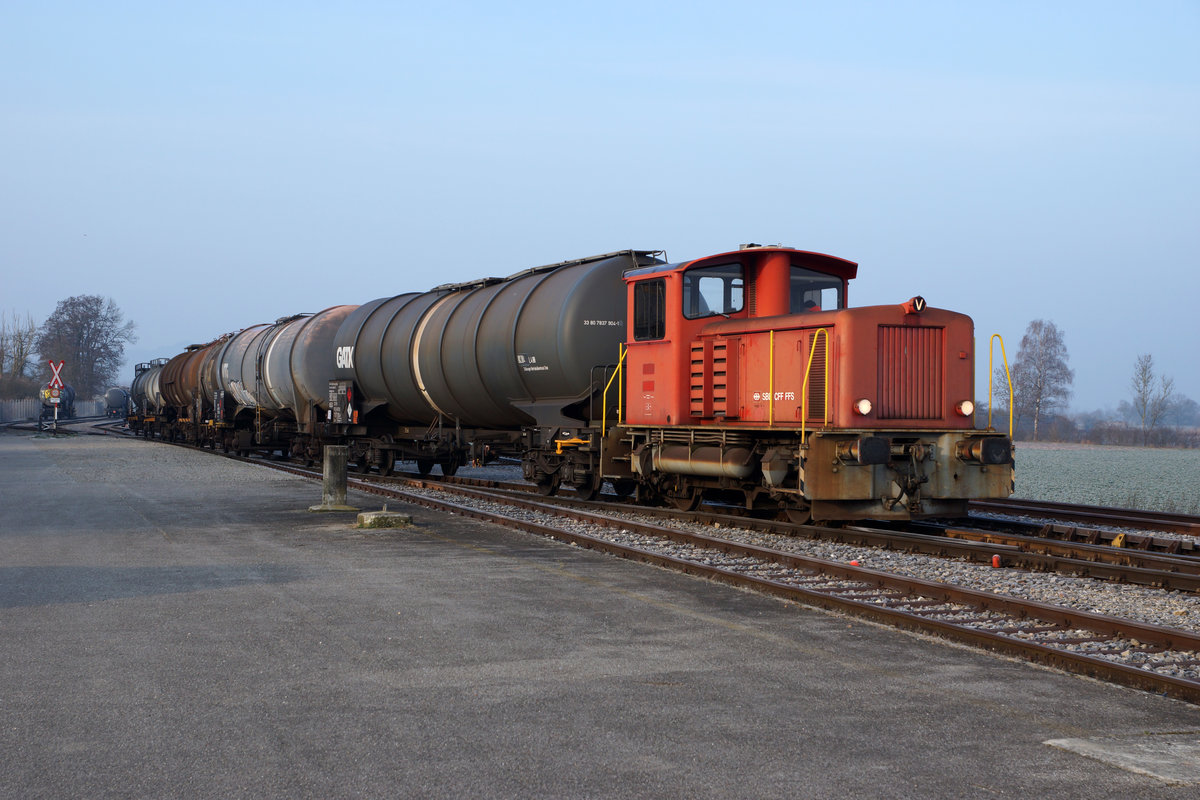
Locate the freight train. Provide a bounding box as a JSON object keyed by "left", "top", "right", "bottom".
{"left": 129, "top": 245, "right": 1014, "bottom": 521}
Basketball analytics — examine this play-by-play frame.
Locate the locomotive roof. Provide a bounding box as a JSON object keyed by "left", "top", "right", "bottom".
{"left": 623, "top": 246, "right": 858, "bottom": 281}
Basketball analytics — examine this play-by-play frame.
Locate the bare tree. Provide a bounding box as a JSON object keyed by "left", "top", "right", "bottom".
{"left": 8, "top": 312, "right": 38, "bottom": 378}
{"left": 0, "top": 311, "right": 41, "bottom": 398}
{"left": 1129, "top": 353, "right": 1175, "bottom": 446}
{"left": 1006, "top": 319, "right": 1074, "bottom": 441}
{"left": 1167, "top": 395, "right": 1200, "bottom": 428}
{"left": 35, "top": 296, "right": 137, "bottom": 398}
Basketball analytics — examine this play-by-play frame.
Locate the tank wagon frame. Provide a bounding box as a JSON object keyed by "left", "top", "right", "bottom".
{"left": 130, "top": 245, "right": 1014, "bottom": 522}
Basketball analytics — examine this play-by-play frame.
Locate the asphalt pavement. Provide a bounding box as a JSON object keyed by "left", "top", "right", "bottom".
{"left": 2, "top": 429, "right": 1198, "bottom": 798}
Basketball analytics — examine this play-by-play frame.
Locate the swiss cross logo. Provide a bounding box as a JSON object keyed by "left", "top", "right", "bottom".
{"left": 49, "top": 360, "right": 65, "bottom": 389}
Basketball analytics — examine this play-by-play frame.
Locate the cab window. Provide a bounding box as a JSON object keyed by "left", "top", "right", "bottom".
{"left": 790, "top": 266, "right": 843, "bottom": 312}
{"left": 682, "top": 263, "right": 744, "bottom": 319}
{"left": 633, "top": 279, "right": 666, "bottom": 340}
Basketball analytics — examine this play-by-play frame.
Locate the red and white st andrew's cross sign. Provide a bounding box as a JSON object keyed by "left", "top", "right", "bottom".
{"left": 48, "top": 360, "right": 65, "bottom": 390}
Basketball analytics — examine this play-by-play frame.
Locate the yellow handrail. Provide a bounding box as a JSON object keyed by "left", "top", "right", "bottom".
{"left": 602, "top": 343, "right": 628, "bottom": 437}
{"left": 801, "top": 328, "right": 830, "bottom": 444}
{"left": 768, "top": 330, "right": 775, "bottom": 426}
{"left": 987, "top": 333, "right": 1013, "bottom": 436}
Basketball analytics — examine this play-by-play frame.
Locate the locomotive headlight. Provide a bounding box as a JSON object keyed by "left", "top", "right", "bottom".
{"left": 853, "top": 398, "right": 873, "bottom": 416}
{"left": 956, "top": 400, "right": 975, "bottom": 417}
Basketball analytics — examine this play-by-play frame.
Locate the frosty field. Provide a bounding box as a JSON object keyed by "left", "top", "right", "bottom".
{"left": 1013, "top": 442, "right": 1200, "bottom": 514}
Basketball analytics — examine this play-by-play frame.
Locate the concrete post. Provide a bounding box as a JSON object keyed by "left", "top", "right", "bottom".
{"left": 308, "top": 445, "right": 359, "bottom": 512}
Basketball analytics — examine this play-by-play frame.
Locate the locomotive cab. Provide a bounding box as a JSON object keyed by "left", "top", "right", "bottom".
{"left": 622, "top": 245, "right": 857, "bottom": 427}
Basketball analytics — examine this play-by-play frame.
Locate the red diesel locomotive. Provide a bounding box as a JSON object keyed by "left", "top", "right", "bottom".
{"left": 583, "top": 245, "right": 1013, "bottom": 521}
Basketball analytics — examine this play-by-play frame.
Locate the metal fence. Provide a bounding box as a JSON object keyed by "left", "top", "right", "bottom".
{"left": 0, "top": 398, "right": 105, "bottom": 422}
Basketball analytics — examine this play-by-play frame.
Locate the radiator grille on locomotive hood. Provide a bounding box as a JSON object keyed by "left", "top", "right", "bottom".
{"left": 877, "top": 325, "right": 943, "bottom": 419}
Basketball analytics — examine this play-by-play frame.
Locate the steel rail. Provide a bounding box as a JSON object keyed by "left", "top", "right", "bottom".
{"left": 375, "top": 475, "right": 1200, "bottom": 594}
{"left": 972, "top": 497, "right": 1200, "bottom": 536}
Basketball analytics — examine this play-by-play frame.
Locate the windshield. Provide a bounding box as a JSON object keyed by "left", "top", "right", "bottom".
{"left": 791, "top": 266, "right": 843, "bottom": 312}
{"left": 682, "top": 263, "right": 744, "bottom": 319}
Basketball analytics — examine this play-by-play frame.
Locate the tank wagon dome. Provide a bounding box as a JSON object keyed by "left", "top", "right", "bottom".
{"left": 332, "top": 249, "right": 664, "bottom": 429}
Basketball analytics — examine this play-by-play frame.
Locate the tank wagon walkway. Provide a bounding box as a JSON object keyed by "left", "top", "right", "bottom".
{"left": 1, "top": 431, "right": 1197, "bottom": 797}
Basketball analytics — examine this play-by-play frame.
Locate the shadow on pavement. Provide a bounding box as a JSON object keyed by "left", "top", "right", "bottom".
{"left": 0, "top": 564, "right": 311, "bottom": 608}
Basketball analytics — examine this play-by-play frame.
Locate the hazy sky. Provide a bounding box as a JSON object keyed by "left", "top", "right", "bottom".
{"left": 3, "top": 1, "right": 1197, "bottom": 412}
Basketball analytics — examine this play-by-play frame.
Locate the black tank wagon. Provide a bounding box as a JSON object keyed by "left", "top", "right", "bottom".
{"left": 327, "top": 250, "right": 662, "bottom": 477}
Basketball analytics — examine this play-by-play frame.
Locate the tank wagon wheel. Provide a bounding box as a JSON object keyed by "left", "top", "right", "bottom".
{"left": 416, "top": 458, "right": 435, "bottom": 477}
{"left": 535, "top": 475, "right": 560, "bottom": 496}
{"left": 303, "top": 444, "right": 320, "bottom": 469}
{"left": 439, "top": 453, "right": 461, "bottom": 477}
{"left": 378, "top": 435, "right": 395, "bottom": 477}
{"left": 610, "top": 479, "right": 637, "bottom": 499}
{"left": 573, "top": 474, "right": 602, "bottom": 502}
{"left": 634, "top": 483, "right": 660, "bottom": 506}
{"left": 667, "top": 487, "right": 703, "bottom": 512}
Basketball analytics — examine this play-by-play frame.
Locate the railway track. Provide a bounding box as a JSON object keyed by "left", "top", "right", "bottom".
{"left": 84, "top": 423, "right": 1200, "bottom": 703}
{"left": 342, "top": 472, "right": 1200, "bottom": 703}
{"left": 972, "top": 497, "right": 1200, "bottom": 538}
{"left": 0, "top": 414, "right": 111, "bottom": 433}
{"left": 358, "top": 468, "right": 1200, "bottom": 594}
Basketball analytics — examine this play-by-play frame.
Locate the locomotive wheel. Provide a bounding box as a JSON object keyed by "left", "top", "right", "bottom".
{"left": 416, "top": 459, "right": 435, "bottom": 477}
{"left": 611, "top": 479, "right": 637, "bottom": 498}
{"left": 782, "top": 503, "right": 813, "bottom": 525}
{"left": 573, "top": 475, "right": 601, "bottom": 502}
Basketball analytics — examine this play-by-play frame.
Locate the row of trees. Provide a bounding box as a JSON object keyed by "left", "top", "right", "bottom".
{"left": 0, "top": 296, "right": 137, "bottom": 400}
{"left": 990, "top": 319, "right": 1197, "bottom": 447}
